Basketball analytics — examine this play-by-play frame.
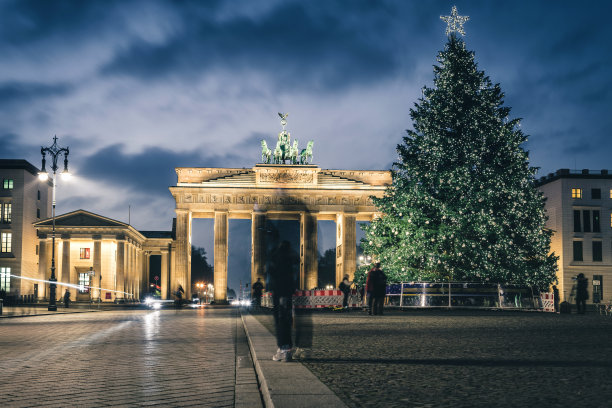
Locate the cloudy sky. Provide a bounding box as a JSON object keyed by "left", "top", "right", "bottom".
{"left": 2, "top": 0, "right": 610, "bottom": 290}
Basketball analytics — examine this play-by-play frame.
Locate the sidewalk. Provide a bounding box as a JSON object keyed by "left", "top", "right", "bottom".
{"left": 241, "top": 311, "right": 346, "bottom": 408}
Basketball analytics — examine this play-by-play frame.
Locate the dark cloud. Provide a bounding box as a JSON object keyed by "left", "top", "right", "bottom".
{"left": 79, "top": 144, "right": 247, "bottom": 195}
{"left": 101, "top": 1, "right": 403, "bottom": 91}
{"left": 0, "top": 81, "right": 72, "bottom": 108}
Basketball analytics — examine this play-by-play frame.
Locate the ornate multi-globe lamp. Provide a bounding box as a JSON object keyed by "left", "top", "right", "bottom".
{"left": 38, "top": 136, "right": 70, "bottom": 311}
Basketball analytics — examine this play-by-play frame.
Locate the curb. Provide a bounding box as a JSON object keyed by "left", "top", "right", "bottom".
{"left": 241, "top": 312, "right": 275, "bottom": 408}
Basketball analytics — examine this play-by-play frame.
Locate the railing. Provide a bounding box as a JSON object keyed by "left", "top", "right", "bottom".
{"left": 387, "top": 282, "right": 543, "bottom": 309}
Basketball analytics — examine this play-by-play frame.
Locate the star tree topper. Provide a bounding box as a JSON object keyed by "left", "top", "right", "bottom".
{"left": 440, "top": 6, "right": 469, "bottom": 36}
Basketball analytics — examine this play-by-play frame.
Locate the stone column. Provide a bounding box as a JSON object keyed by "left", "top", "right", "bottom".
{"left": 61, "top": 236, "right": 71, "bottom": 286}
{"left": 335, "top": 213, "right": 357, "bottom": 286}
{"left": 38, "top": 237, "right": 48, "bottom": 300}
{"left": 214, "top": 211, "right": 229, "bottom": 303}
{"left": 161, "top": 250, "right": 169, "bottom": 300}
{"left": 300, "top": 212, "right": 318, "bottom": 290}
{"left": 251, "top": 211, "right": 266, "bottom": 288}
{"left": 93, "top": 236, "right": 102, "bottom": 302}
{"left": 116, "top": 238, "right": 125, "bottom": 301}
{"left": 174, "top": 209, "right": 192, "bottom": 298}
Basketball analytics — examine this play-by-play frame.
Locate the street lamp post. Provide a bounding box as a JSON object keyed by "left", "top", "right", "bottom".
{"left": 39, "top": 136, "right": 70, "bottom": 312}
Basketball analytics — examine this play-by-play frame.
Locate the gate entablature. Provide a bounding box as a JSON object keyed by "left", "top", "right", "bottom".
{"left": 170, "top": 164, "right": 391, "bottom": 302}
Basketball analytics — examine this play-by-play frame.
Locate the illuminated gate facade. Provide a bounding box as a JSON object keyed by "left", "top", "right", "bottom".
{"left": 169, "top": 164, "right": 391, "bottom": 302}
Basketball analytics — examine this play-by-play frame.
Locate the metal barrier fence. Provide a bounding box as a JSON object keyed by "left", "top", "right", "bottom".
{"left": 387, "top": 282, "right": 545, "bottom": 310}
{"left": 259, "top": 283, "right": 552, "bottom": 311}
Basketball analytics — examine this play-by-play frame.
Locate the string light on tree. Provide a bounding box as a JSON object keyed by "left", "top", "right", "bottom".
{"left": 440, "top": 6, "right": 469, "bottom": 36}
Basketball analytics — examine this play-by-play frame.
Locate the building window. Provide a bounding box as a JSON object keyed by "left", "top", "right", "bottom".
{"left": 610, "top": 189, "right": 612, "bottom": 199}
{"left": 37, "top": 190, "right": 41, "bottom": 200}
{"left": 80, "top": 248, "right": 90, "bottom": 259}
{"left": 593, "top": 211, "right": 601, "bottom": 233}
{"left": 3, "top": 179, "right": 13, "bottom": 190}
{"left": 36, "top": 245, "right": 39, "bottom": 255}
{"left": 2, "top": 203, "right": 11, "bottom": 223}
{"left": 1, "top": 232, "right": 11, "bottom": 253}
{"left": 36, "top": 208, "right": 40, "bottom": 219}
{"left": 592, "top": 188, "right": 601, "bottom": 199}
{"left": 0, "top": 267, "right": 10, "bottom": 292}
{"left": 78, "top": 273, "right": 90, "bottom": 293}
{"left": 593, "top": 241, "right": 603, "bottom": 262}
{"left": 583, "top": 210, "right": 591, "bottom": 232}
{"left": 572, "top": 188, "right": 582, "bottom": 199}
{"left": 573, "top": 241, "right": 583, "bottom": 261}
{"left": 574, "top": 210, "right": 581, "bottom": 232}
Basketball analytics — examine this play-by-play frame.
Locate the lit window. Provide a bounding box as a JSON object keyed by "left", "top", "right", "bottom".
{"left": 2, "top": 179, "right": 13, "bottom": 190}
{"left": 0, "top": 267, "right": 10, "bottom": 292}
{"left": 1, "top": 232, "right": 11, "bottom": 253}
{"left": 80, "top": 248, "right": 90, "bottom": 259}
{"left": 571, "top": 188, "right": 582, "bottom": 198}
{"left": 2, "top": 203, "right": 10, "bottom": 223}
{"left": 78, "top": 273, "right": 90, "bottom": 293}
{"left": 610, "top": 189, "right": 612, "bottom": 199}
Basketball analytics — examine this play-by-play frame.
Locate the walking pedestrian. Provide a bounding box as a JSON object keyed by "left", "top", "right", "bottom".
{"left": 370, "top": 263, "right": 387, "bottom": 316}
{"left": 252, "top": 277, "right": 264, "bottom": 308}
{"left": 268, "top": 240, "right": 299, "bottom": 362}
{"left": 575, "top": 273, "right": 588, "bottom": 314}
{"left": 339, "top": 274, "right": 352, "bottom": 308}
{"left": 175, "top": 284, "right": 185, "bottom": 308}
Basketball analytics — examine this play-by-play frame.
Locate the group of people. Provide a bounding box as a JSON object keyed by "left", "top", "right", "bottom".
{"left": 339, "top": 262, "right": 387, "bottom": 315}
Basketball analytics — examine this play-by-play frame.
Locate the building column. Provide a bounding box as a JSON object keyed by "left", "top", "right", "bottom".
{"left": 116, "top": 238, "right": 125, "bottom": 301}
{"left": 300, "top": 212, "right": 318, "bottom": 290}
{"left": 93, "top": 237, "right": 102, "bottom": 302}
{"left": 61, "top": 236, "right": 71, "bottom": 289}
{"left": 214, "top": 211, "right": 229, "bottom": 303}
{"left": 174, "top": 209, "right": 192, "bottom": 299}
{"left": 336, "top": 213, "right": 357, "bottom": 286}
{"left": 161, "top": 250, "right": 169, "bottom": 300}
{"left": 251, "top": 211, "right": 266, "bottom": 289}
{"left": 37, "top": 237, "right": 49, "bottom": 300}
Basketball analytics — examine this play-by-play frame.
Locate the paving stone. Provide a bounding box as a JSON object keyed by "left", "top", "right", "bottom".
{"left": 0, "top": 307, "right": 262, "bottom": 407}
{"left": 254, "top": 308, "right": 612, "bottom": 408}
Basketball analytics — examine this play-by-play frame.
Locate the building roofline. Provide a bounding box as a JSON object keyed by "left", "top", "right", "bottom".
{"left": 536, "top": 168, "right": 611, "bottom": 187}
{"left": 0, "top": 159, "right": 40, "bottom": 175}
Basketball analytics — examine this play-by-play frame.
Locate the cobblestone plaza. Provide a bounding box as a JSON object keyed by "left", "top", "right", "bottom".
{"left": 1, "top": 307, "right": 611, "bottom": 407}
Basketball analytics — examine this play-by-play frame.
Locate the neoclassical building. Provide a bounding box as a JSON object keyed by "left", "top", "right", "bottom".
{"left": 35, "top": 210, "right": 173, "bottom": 302}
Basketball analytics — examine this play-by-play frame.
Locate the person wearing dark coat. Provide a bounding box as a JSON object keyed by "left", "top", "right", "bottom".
{"left": 575, "top": 273, "right": 589, "bottom": 314}
{"left": 369, "top": 263, "right": 387, "bottom": 316}
{"left": 252, "top": 277, "right": 264, "bottom": 307}
{"left": 63, "top": 289, "right": 71, "bottom": 308}
{"left": 268, "top": 240, "right": 298, "bottom": 362}
{"left": 366, "top": 266, "right": 375, "bottom": 315}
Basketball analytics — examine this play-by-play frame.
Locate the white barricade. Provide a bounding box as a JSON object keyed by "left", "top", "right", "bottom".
{"left": 540, "top": 292, "right": 555, "bottom": 312}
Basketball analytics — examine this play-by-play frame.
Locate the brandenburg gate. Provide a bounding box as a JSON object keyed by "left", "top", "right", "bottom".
{"left": 169, "top": 115, "right": 391, "bottom": 302}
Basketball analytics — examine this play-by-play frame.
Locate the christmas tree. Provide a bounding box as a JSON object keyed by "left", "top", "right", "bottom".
{"left": 361, "top": 17, "right": 557, "bottom": 288}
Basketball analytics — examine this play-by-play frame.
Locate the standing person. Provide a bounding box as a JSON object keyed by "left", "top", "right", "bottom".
{"left": 339, "top": 274, "right": 353, "bottom": 309}
{"left": 370, "top": 263, "right": 387, "bottom": 316}
{"left": 175, "top": 284, "right": 185, "bottom": 308}
{"left": 552, "top": 285, "right": 560, "bottom": 313}
{"left": 575, "top": 273, "right": 589, "bottom": 314}
{"left": 268, "top": 240, "right": 298, "bottom": 362}
{"left": 366, "top": 266, "right": 375, "bottom": 315}
{"left": 252, "top": 277, "right": 264, "bottom": 308}
{"left": 63, "top": 289, "right": 71, "bottom": 308}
